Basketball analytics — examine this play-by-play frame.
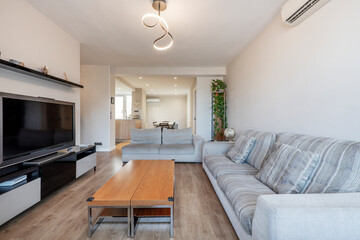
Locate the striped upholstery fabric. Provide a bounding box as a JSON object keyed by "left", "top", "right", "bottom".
{"left": 226, "top": 136, "right": 256, "bottom": 163}
{"left": 256, "top": 144, "right": 320, "bottom": 194}
{"left": 277, "top": 133, "right": 360, "bottom": 193}
{"left": 238, "top": 130, "right": 277, "bottom": 170}
{"left": 162, "top": 128, "right": 193, "bottom": 145}
{"left": 217, "top": 174, "right": 275, "bottom": 235}
{"left": 204, "top": 155, "right": 258, "bottom": 179}
{"left": 131, "top": 128, "right": 161, "bottom": 144}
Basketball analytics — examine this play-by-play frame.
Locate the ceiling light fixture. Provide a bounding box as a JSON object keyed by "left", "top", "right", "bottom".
{"left": 174, "top": 77, "right": 178, "bottom": 80}
{"left": 142, "top": 0, "right": 174, "bottom": 51}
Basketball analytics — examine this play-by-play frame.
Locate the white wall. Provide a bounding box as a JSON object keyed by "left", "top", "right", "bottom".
{"left": 227, "top": 0, "right": 360, "bottom": 141}
{"left": 141, "top": 89, "right": 147, "bottom": 128}
{"left": 80, "top": 65, "right": 113, "bottom": 151}
{"left": 196, "top": 77, "right": 213, "bottom": 141}
{"left": 0, "top": 0, "right": 81, "bottom": 143}
{"left": 110, "top": 73, "right": 115, "bottom": 150}
{"left": 186, "top": 91, "right": 191, "bottom": 128}
{"left": 146, "top": 96, "right": 187, "bottom": 129}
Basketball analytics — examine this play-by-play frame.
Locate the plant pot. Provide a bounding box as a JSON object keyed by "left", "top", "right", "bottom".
{"left": 214, "top": 129, "right": 225, "bottom": 141}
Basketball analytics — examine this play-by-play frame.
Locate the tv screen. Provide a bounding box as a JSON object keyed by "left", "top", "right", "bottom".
{"left": 2, "top": 97, "right": 74, "bottom": 161}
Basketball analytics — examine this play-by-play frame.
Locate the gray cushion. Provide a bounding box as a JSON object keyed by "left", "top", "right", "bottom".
{"left": 217, "top": 174, "right": 275, "bottom": 235}
{"left": 238, "top": 130, "right": 276, "bottom": 170}
{"left": 121, "top": 144, "right": 159, "bottom": 154}
{"left": 204, "top": 154, "right": 258, "bottom": 179}
{"left": 256, "top": 144, "right": 320, "bottom": 194}
{"left": 159, "top": 144, "right": 195, "bottom": 155}
{"left": 277, "top": 133, "right": 360, "bottom": 193}
{"left": 163, "top": 128, "right": 193, "bottom": 145}
{"left": 227, "top": 135, "right": 256, "bottom": 163}
{"left": 131, "top": 128, "right": 161, "bottom": 144}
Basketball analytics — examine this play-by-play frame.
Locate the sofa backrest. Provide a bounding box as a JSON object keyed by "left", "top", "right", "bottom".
{"left": 238, "top": 130, "right": 277, "bottom": 170}
{"left": 276, "top": 133, "right": 360, "bottom": 194}
{"left": 163, "top": 128, "right": 193, "bottom": 145}
{"left": 131, "top": 128, "right": 161, "bottom": 144}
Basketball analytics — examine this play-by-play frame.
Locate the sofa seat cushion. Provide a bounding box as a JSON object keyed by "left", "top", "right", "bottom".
{"left": 122, "top": 144, "right": 160, "bottom": 154}
{"left": 204, "top": 154, "right": 258, "bottom": 179}
{"left": 159, "top": 144, "right": 195, "bottom": 155}
{"left": 217, "top": 174, "right": 275, "bottom": 235}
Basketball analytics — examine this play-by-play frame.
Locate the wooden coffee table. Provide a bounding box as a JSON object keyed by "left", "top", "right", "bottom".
{"left": 86, "top": 160, "right": 175, "bottom": 238}
{"left": 131, "top": 160, "right": 175, "bottom": 237}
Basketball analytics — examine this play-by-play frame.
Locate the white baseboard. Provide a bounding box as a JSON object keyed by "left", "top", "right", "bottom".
{"left": 96, "top": 146, "right": 116, "bottom": 152}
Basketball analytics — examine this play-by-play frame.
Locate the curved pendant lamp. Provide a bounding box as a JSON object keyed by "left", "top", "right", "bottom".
{"left": 142, "top": 0, "right": 174, "bottom": 51}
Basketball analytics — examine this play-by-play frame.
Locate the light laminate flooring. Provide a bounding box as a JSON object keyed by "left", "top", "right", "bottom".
{"left": 0, "top": 149, "right": 237, "bottom": 240}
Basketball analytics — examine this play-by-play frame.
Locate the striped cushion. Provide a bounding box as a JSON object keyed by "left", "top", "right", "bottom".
{"left": 256, "top": 144, "right": 320, "bottom": 194}
{"left": 226, "top": 136, "right": 256, "bottom": 163}
{"left": 204, "top": 155, "right": 258, "bottom": 179}
{"left": 238, "top": 130, "right": 277, "bottom": 170}
{"left": 131, "top": 128, "right": 161, "bottom": 144}
{"left": 162, "top": 128, "right": 193, "bottom": 145}
{"left": 277, "top": 133, "right": 360, "bottom": 193}
{"left": 217, "top": 174, "right": 275, "bottom": 235}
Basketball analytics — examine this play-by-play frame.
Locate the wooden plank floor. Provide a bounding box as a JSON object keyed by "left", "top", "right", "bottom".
{"left": 0, "top": 148, "right": 237, "bottom": 240}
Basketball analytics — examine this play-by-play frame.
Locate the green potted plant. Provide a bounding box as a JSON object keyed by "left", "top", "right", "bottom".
{"left": 211, "top": 79, "right": 227, "bottom": 141}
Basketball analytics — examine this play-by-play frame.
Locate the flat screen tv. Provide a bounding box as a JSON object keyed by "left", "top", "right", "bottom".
{"left": 0, "top": 93, "right": 75, "bottom": 168}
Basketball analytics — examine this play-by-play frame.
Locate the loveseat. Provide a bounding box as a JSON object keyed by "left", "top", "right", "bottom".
{"left": 122, "top": 127, "right": 204, "bottom": 162}
{"left": 203, "top": 129, "right": 360, "bottom": 240}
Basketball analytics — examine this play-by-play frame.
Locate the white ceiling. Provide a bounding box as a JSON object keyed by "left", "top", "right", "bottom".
{"left": 27, "top": 0, "right": 286, "bottom": 67}
{"left": 117, "top": 75, "right": 195, "bottom": 96}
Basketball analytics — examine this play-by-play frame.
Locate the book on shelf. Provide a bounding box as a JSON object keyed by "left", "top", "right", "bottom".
{"left": 0, "top": 175, "right": 27, "bottom": 187}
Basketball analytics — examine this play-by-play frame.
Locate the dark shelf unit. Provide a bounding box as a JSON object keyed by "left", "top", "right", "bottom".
{"left": 0, "top": 59, "right": 83, "bottom": 88}
{"left": 0, "top": 165, "right": 39, "bottom": 195}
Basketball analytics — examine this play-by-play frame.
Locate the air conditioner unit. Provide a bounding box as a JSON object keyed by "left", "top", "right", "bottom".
{"left": 281, "top": 0, "right": 331, "bottom": 26}
{"left": 146, "top": 98, "right": 160, "bottom": 103}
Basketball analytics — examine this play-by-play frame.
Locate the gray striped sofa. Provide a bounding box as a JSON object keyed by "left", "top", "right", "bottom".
{"left": 203, "top": 130, "right": 360, "bottom": 240}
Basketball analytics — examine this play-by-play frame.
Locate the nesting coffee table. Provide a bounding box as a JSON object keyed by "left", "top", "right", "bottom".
{"left": 87, "top": 160, "right": 175, "bottom": 238}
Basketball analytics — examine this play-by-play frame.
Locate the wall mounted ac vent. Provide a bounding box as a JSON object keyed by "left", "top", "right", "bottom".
{"left": 146, "top": 98, "right": 160, "bottom": 103}
{"left": 281, "top": 0, "right": 331, "bottom": 26}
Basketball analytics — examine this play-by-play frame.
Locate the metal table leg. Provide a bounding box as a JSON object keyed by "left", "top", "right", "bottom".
{"left": 170, "top": 205, "right": 174, "bottom": 237}
{"left": 131, "top": 206, "right": 134, "bottom": 238}
{"left": 88, "top": 207, "right": 93, "bottom": 237}
{"left": 127, "top": 206, "right": 131, "bottom": 237}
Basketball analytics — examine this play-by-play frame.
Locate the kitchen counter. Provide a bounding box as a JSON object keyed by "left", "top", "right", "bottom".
{"left": 115, "top": 119, "right": 142, "bottom": 140}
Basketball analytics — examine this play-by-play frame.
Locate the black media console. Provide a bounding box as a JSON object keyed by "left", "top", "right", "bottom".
{"left": 0, "top": 145, "right": 96, "bottom": 225}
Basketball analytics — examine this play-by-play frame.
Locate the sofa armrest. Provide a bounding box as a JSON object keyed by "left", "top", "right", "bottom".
{"left": 252, "top": 193, "right": 360, "bottom": 240}
{"left": 193, "top": 135, "right": 204, "bottom": 150}
{"left": 202, "top": 141, "right": 234, "bottom": 157}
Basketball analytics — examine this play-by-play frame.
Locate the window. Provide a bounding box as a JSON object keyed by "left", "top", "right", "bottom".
{"left": 126, "top": 95, "right": 132, "bottom": 118}
{"left": 115, "top": 95, "right": 132, "bottom": 119}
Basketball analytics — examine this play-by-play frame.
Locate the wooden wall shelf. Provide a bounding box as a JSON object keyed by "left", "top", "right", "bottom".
{"left": 0, "top": 59, "right": 83, "bottom": 88}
